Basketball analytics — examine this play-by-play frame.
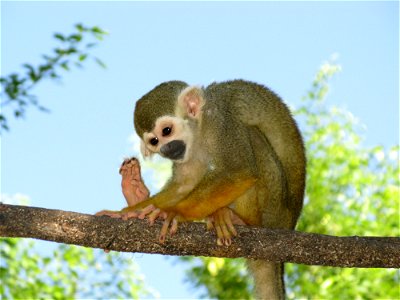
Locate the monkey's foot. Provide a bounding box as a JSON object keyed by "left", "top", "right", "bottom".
{"left": 120, "top": 157, "right": 150, "bottom": 207}
{"left": 206, "top": 207, "right": 246, "bottom": 246}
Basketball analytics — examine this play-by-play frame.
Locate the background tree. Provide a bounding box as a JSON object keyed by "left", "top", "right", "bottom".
{"left": 0, "top": 23, "right": 107, "bottom": 132}
{"left": 2, "top": 58, "right": 398, "bottom": 299}
{"left": 0, "top": 25, "right": 153, "bottom": 299}
{"left": 178, "top": 61, "right": 400, "bottom": 299}
{"left": 1, "top": 195, "right": 153, "bottom": 299}
{"left": 2, "top": 24, "right": 398, "bottom": 298}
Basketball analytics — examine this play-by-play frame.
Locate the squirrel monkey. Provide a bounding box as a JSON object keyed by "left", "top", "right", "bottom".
{"left": 97, "top": 80, "right": 306, "bottom": 300}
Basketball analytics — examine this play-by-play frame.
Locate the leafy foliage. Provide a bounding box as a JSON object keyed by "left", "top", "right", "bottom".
{"left": 0, "top": 238, "right": 151, "bottom": 299}
{"left": 0, "top": 23, "right": 107, "bottom": 132}
{"left": 179, "top": 61, "right": 400, "bottom": 299}
{"left": 180, "top": 257, "right": 253, "bottom": 299}
{"left": 0, "top": 194, "right": 152, "bottom": 299}
{"left": 286, "top": 62, "right": 399, "bottom": 300}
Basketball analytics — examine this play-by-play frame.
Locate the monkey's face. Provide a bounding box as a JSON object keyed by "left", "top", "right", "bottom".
{"left": 136, "top": 84, "right": 205, "bottom": 163}
{"left": 140, "top": 116, "right": 194, "bottom": 163}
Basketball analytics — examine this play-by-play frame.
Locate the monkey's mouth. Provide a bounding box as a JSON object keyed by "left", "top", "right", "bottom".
{"left": 160, "top": 140, "right": 186, "bottom": 160}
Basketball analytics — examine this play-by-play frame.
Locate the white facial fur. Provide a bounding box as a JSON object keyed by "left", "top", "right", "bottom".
{"left": 140, "top": 116, "right": 193, "bottom": 163}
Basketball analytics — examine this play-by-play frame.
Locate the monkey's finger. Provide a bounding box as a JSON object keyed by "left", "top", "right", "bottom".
{"left": 132, "top": 161, "right": 143, "bottom": 181}
{"left": 95, "top": 210, "right": 109, "bottom": 216}
{"left": 159, "top": 213, "right": 176, "bottom": 244}
{"left": 119, "top": 165, "right": 128, "bottom": 176}
{"left": 217, "top": 211, "right": 232, "bottom": 246}
{"left": 119, "top": 161, "right": 128, "bottom": 173}
{"left": 121, "top": 211, "right": 139, "bottom": 220}
{"left": 148, "top": 208, "right": 162, "bottom": 225}
{"left": 214, "top": 221, "right": 224, "bottom": 246}
{"left": 223, "top": 209, "right": 237, "bottom": 237}
{"left": 109, "top": 214, "right": 123, "bottom": 219}
{"left": 124, "top": 157, "right": 135, "bottom": 165}
{"left": 160, "top": 211, "right": 168, "bottom": 220}
{"left": 119, "top": 158, "right": 134, "bottom": 174}
{"left": 126, "top": 157, "right": 137, "bottom": 165}
{"left": 138, "top": 204, "right": 156, "bottom": 219}
{"left": 169, "top": 217, "right": 179, "bottom": 235}
{"left": 129, "top": 161, "right": 139, "bottom": 178}
{"left": 96, "top": 210, "right": 121, "bottom": 218}
{"left": 206, "top": 217, "right": 214, "bottom": 231}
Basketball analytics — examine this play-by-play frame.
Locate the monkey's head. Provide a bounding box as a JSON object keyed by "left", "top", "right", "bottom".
{"left": 134, "top": 81, "right": 205, "bottom": 163}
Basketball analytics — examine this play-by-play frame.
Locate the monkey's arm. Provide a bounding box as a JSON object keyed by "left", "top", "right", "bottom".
{"left": 120, "top": 180, "right": 183, "bottom": 213}
{"left": 132, "top": 172, "right": 256, "bottom": 220}
{"left": 174, "top": 175, "right": 256, "bottom": 220}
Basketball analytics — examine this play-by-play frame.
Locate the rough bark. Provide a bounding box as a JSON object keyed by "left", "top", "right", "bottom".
{"left": 0, "top": 203, "right": 399, "bottom": 268}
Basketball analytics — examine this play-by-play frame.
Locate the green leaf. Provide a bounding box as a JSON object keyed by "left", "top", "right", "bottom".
{"left": 78, "top": 54, "right": 87, "bottom": 62}
{"left": 50, "top": 72, "right": 59, "bottom": 79}
{"left": 94, "top": 57, "right": 106, "bottom": 69}
{"left": 60, "top": 61, "right": 69, "bottom": 71}
{"left": 54, "top": 33, "right": 66, "bottom": 41}
{"left": 54, "top": 48, "right": 65, "bottom": 55}
{"left": 68, "top": 34, "right": 82, "bottom": 42}
{"left": 1, "top": 23, "right": 107, "bottom": 132}
{"left": 66, "top": 47, "right": 77, "bottom": 54}
{"left": 91, "top": 26, "right": 105, "bottom": 34}
{"left": 22, "top": 64, "right": 34, "bottom": 72}
{"left": 75, "top": 23, "right": 85, "bottom": 32}
{"left": 85, "top": 42, "right": 97, "bottom": 48}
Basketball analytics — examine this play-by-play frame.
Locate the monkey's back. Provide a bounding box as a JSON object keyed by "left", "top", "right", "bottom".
{"left": 205, "top": 80, "right": 306, "bottom": 229}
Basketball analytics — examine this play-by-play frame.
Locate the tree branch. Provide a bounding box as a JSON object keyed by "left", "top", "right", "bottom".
{"left": 0, "top": 203, "right": 398, "bottom": 268}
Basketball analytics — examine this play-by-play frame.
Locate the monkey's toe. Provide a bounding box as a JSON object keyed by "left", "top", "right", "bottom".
{"left": 209, "top": 207, "right": 240, "bottom": 246}
{"left": 158, "top": 212, "right": 178, "bottom": 244}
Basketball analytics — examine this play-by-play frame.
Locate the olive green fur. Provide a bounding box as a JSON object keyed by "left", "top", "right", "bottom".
{"left": 134, "top": 81, "right": 188, "bottom": 138}
{"left": 133, "top": 79, "right": 306, "bottom": 300}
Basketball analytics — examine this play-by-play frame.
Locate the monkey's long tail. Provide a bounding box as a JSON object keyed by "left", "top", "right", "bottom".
{"left": 248, "top": 260, "right": 285, "bottom": 300}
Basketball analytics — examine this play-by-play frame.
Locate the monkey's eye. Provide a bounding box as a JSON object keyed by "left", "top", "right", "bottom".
{"left": 149, "top": 137, "right": 159, "bottom": 146}
{"left": 162, "top": 127, "right": 172, "bottom": 136}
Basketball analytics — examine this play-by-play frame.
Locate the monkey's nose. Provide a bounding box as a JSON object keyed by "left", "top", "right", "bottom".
{"left": 160, "top": 140, "right": 186, "bottom": 160}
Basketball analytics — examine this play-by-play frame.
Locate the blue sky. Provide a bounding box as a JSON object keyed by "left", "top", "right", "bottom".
{"left": 2, "top": 1, "right": 398, "bottom": 298}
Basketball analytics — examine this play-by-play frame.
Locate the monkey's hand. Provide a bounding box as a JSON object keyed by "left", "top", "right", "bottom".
{"left": 96, "top": 157, "right": 167, "bottom": 224}
{"left": 120, "top": 199, "right": 182, "bottom": 244}
{"left": 97, "top": 205, "right": 180, "bottom": 244}
{"left": 206, "top": 207, "right": 246, "bottom": 246}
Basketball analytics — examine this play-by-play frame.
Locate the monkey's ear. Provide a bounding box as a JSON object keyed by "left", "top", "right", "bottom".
{"left": 140, "top": 140, "right": 153, "bottom": 158}
{"left": 176, "top": 86, "right": 205, "bottom": 119}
